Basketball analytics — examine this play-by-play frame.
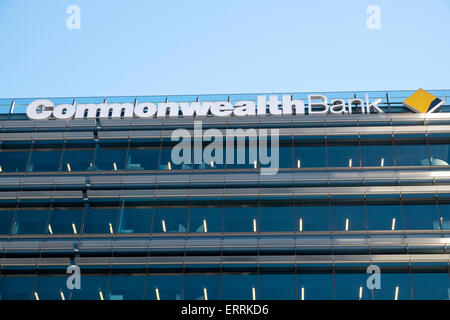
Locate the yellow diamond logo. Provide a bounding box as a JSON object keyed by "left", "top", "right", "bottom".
{"left": 402, "top": 88, "right": 443, "bottom": 113}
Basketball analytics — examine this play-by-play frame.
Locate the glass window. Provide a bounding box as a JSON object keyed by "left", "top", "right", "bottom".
{"left": 160, "top": 146, "right": 184, "bottom": 170}
{"left": 297, "top": 272, "right": 334, "bottom": 300}
{"left": 61, "top": 148, "right": 95, "bottom": 171}
{"left": 153, "top": 206, "right": 188, "bottom": 233}
{"left": 0, "top": 209, "right": 14, "bottom": 235}
{"left": 27, "top": 148, "right": 62, "bottom": 172}
{"left": 259, "top": 201, "right": 294, "bottom": 232}
{"left": 259, "top": 274, "right": 296, "bottom": 300}
{"left": 0, "top": 275, "right": 35, "bottom": 300}
{"left": 223, "top": 201, "right": 258, "bottom": 233}
{"left": 0, "top": 148, "right": 30, "bottom": 172}
{"left": 117, "top": 202, "right": 153, "bottom": 234}
{"left": 327, "top": 143, "right": 360, "bottom": 168}
{"left": 428, "top": 143, "right": 450, "bottom": 166}
{"left": 331, "top": 202, "right": 366, "bottom": 231}
{"left": 295, "top": 201, "right": 330, "bottom": 231}
{"left": 82, "top": 204, "right": 119, "bottom": 234}
{"left": 361, "top": 142, "right": 395, "bottom": 167}
{"left": 412, "top": 272, "right": 450, "bottom": 300}
{"left": 335, "top": 271, "right": 373, "bottom": 300}
{"left": 108, "top": 274, "right": 146, "bottom": 300}
{"left": 294, "top": 144, "right": 326, "bottom": 168}
{"left": 71, "top": 274, "right": 109, "bottom": 300}
{"left": 278, "top": 143, "right": 293, "bottom": 168}
{"left": 374, "top": 272, "right": 412, "bottom": 300}
{"left": 12, "top": 207, "right": 49, "bottom": 235}
{"left": 33, "top": 275, "right": 69, "bottom": 300}
{"left": 127, "top": 147, "right": 160, "bottom": 171}
{"left": 94, "top": 144, "right": 127, "bottom": 171}
{"left": 402, "top": 202, "right": 440, "bottom": 230}
{"left": 395, "top": 142, "right": 430, "bottom": 166}
{"left": 225, "top": 144, "right": 256, "bottom": 170}
{"left": 145, "top": 275, "right": 182, "bottom": 300}
{"left": 437, "top": 202, "right": 450, "bottom": 230}
{"left": 194, "top": 144, "right": 225, "bottom": 170}
{"left": 366, "top": 202, "right": 403, "bottom": 231}
{"left": 183, "top": 274, "right": 220, "bottom": 300}
{"left": 221, "top": 274, "right": 257, "bottom": 300}
{"left": 47, "top": 206, "right": 83, "bottom": 235}
{"left": 188, "top": 203, "right": 222, "bottom": 233}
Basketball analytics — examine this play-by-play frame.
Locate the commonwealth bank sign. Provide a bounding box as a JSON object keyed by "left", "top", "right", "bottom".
{"left": 25, "top": 90, "right": 443, "bottom": 120}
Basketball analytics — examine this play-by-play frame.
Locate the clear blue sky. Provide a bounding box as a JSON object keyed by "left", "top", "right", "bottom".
{"left": 0, "top": 0, "right": 449, "bottom": 98}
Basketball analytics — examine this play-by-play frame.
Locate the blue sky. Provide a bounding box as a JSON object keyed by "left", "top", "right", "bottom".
{"left": 0, "top": 0, "right": 449, "bottom": 98}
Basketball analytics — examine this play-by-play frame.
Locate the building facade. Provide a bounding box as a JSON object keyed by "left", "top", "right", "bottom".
{"left": 0, "top": 89, "right": 449, "bottom": 300}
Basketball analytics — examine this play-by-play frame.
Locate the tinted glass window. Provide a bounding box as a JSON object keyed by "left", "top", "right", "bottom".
{"left": 153, "top": 206, "right": 188, "bottom": 233}
{"left": 294, "top": 144, "right": 326, "bottom": 168}
{"left": 366, "top": 203, "right": 403, "bottom": 231}
{"left": 48, "top": 207, "right": 83, "bottom": 235}
{"left": 117, "top": 203, "right": 153, "bottom": 234}
{"left": 61, "top": 148, "right": 95, "bottom": 171}
{"left": 145, "top": 275, "right": 182, "bottom": 300}
{"left": 260, "top": 201, "right": 294, "bottom": 232}
{"left": 223, "top": 201, "right": 258, "bottom": 233}
{"left": 361, "top": 142, "right": 395, "bottom": 167}
{"left": 27, "top": 148, "right": 62, "bottom": 172}
{"left": 331, "top": 203, "right": 366, "bottom": 231}
{"left": 83, "top": 204, "right": 118, "bottom": 234}
{"left": 402, "top": 202, "right": 440, "bottom": 230}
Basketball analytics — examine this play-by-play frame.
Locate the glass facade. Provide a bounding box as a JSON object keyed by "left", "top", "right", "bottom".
{"left": 1, "top": 136, "right": 450, "bottom": 173}
{"left": 0, "top": 90, "right": 450, "bottom": 300}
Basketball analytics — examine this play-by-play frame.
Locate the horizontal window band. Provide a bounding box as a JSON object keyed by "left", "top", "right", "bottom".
{"left": 0, "top": 254, "right": 445, "bottom": 267}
